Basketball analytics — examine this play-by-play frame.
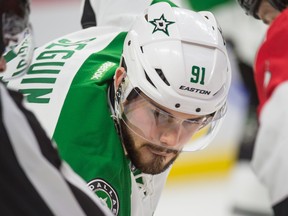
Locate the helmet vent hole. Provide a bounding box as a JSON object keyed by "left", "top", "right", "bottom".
{"left": 196, "top": 108, "right": 201, "bottom": 112}
{"left": 204, "top": 16, "right": 209, "bottom": 20}
{"left": 140, "top": 46, "right": 144, "bottom": 53}
{"left": 128, "top": 40, "right": 131, "bottom": 46}
{"left": 155, "top": 68, "right": 170, "bottom": 86}
{"left": 175, "top": 103, "right": 180, "bottom": 108}
{"left": 145, "top": 71, "right": 156, "bottom": 88}
{"left": 212, "top": 26, "right": 215, "bottom": 30}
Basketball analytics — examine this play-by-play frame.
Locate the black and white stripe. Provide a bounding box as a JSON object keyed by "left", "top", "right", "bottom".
{"left": 0, "top": 82, "right": 112, "bottom": 216}
{"left": 80, "top": 0, "right": 97, "bottom": 29}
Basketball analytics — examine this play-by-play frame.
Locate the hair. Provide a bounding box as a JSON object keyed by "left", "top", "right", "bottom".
{"left": 269, "top": 0, "right": 288, "bottom": 11}
{"left": 238, "top": 0, "right": 287, "bottom": 19}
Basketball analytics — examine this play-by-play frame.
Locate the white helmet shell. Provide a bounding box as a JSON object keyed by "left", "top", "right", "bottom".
{"left": 122, "top": 2, "right": 231, "bottom": 116}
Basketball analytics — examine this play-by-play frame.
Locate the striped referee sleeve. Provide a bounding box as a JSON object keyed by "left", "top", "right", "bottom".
{"left": 0, "top": 83, "right": 112, "bottom": 216}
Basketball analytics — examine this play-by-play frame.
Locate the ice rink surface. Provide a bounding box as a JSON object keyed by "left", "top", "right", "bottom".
{"left": 29, "top": 1, "right": 273, "bottom": 215}
{"left": 155, "top": 162, "right": 273, "bottom": 216}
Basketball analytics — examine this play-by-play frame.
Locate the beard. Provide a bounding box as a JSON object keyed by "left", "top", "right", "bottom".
{"left": 120, "top": 120, "right": 180, "bottom": 175}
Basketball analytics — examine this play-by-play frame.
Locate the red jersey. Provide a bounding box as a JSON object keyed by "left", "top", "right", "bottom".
{"left": 254, "top": 8, "right": 288, "bottom": 115}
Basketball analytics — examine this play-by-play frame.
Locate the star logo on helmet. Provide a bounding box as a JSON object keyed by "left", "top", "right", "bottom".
{"left": 149, "top": 14, "right": 175, "bottom": 36}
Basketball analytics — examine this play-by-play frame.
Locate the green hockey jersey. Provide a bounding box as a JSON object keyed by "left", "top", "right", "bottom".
{"left": 2, "top": 26, "right": 170, "bottom": 216}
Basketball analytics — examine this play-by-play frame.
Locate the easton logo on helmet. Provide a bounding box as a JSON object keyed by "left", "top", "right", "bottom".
{"left": 149, "top": 14, "right": 175, "bottom": 36}
{"left": 179, "top": 85, "right": 211, "bottom": 95}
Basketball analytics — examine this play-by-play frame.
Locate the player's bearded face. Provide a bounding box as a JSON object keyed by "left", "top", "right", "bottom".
{"left": 120, "top": 119, "right": 180, "bottom": 174}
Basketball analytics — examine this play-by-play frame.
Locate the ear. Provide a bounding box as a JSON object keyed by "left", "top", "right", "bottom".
{"left": 114, "top": 67, "right": 126, "bottom": 90}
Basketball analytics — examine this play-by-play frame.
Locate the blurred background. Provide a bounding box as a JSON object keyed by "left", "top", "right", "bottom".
{"left": 29, "top": 0, "right": 272, "bottom": 215}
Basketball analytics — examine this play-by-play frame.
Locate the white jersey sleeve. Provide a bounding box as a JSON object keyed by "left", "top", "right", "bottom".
{"left": 252, "top": 81, "right": 288, "bottom": 206}
{"left": 131, "top": 168, "right": 171, "bottom": 216}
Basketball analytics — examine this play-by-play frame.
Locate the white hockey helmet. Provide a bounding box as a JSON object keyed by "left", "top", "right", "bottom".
{"left": 117, "top": 1, "right": 231, "bottom": 151}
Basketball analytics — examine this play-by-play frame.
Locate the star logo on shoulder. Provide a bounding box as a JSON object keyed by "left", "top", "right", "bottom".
{"left": 149, "top": 14, "right": 175, "bottom": 36}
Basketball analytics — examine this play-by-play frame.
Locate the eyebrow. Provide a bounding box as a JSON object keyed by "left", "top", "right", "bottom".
{"left": 141, "top": 92, "right": 213, "bottom": 121}
{"left": 151, "top": 100, "right": 208, "bottom": 122}
{"left": 188, "top": 113, "right": 214, "bottom": 122}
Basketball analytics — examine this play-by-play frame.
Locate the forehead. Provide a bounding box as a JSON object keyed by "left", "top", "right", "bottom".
{"left": 140, "top": 93, "right": 202, "bottom": 120}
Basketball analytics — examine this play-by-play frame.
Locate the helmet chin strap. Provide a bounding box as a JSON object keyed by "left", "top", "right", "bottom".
{"left": 108, "top": 81, "right": 128, "bottom": 154}
{"left": 107, "top": 82, "right": 121, "bottom": 127}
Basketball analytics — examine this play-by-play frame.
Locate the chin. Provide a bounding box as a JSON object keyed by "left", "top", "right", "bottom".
{"left": 133, "top": 153, "right": 177, "bottom": 175}
{"left": 120, "top": 120, "right": 178, "bottom": 174}
{"left": 140, "top": 163, "right": 172, "bottom": 175}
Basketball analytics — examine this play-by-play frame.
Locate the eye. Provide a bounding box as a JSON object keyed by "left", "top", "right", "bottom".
{"left": 153, "top": 108, "right": 160, "bottom": 119}
{"left": 183, "top": 115, "right": 213, "bottom": 130}
{"left": 153, "top": 108, "right": 175, "bottom": 125}
{"left": 182, "top": 119, "right": 200, "bottom": 130}
{"left": 187, "top": 117, "right": 204, "bottom": 124}
{"left": 153, "top": 108, "right": 164, "bottom": 125}
{"left": 182, "top": 121, "right": 193, "bottom": 129}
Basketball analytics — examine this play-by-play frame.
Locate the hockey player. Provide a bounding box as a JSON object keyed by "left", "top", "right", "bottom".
{"left": 1, "top": 0, "right": 232, "bottom": 215}
{"left": 237, "top": 0, "right": 288, "bottom": 215}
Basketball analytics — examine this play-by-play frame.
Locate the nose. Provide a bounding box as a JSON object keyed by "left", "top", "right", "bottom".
{"left": 159, "top": 126, "right": 179, "bottom": 147}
